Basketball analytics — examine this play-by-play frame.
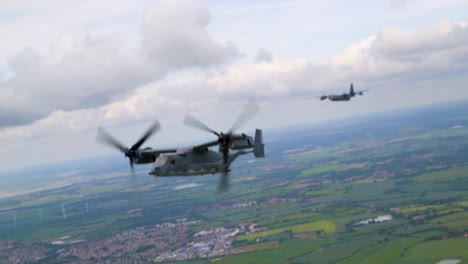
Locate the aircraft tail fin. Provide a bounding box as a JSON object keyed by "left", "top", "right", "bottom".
{"left": 253, "top": 129, "right": 265, "bottom": 158}
{"left": 350, "top": 83, "right": 355, "bottom": 96}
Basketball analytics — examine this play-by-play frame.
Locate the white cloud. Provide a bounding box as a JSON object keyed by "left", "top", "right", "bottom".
{"left": 201, "top": 19, "right": 468, "bottom": 99}
{"left": 330, "top": 19, "right": 468, "bottom": 87}
{"left": 0, "top": 33, "right": 155, "bottom": 127}
{"left": 209, "top": 59, "right": 308, "bottom": 98}
{"left": 3, "top": 18, "right": 468, "bottom": 142}
{"left": 0, "top": 0, "right": 238, "bottom": 128}
{"left": 141, "top": 0, "right": 239, "bottom": 69}
{"left": 254, "top": 48, "right": 273, "bottom": 63}
{"left": 2, "top": 1, "right": 468, "bottom": 169}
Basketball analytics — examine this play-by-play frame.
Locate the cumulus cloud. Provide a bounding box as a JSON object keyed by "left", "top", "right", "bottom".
{"left": 141, "top": 0, "right": 239, "bottom": 69}
{"left": 330, "top": 19, "right": 468, "bottom": 86}
{"left": 0, "top": 34, "right": 155, "bottom": 127}
{"left": 254, "top": 48, "right": 273, "bottom": 63}
{"left": 9, "top": 19, "right": 468, "bottom": 129}
{"left": 209, "top": 19, "right": 468, "bottom": 99}
{"left": 0, "top": 0, "right": 238, "bottom": 128}
{"left": 207, "top": 59, "right": 309, "bottom": 98}
{"left": 2, "top": 18, "right": 468, "bottom": 156}
{"left": 0, "top": 79, "right": 187, "bottom": 142}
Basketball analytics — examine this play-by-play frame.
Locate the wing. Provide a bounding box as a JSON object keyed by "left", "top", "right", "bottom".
{"left": 141, "top": 140, "right": 219, "bottom": 156}
{"left": 357, "top": 90, "right": 369, "bottom": 95}
{"left": 140, "top": 148, "right": 178, "bottom": 156}
{"left": 192, "top": 140, "right": 220, "bottom": 151}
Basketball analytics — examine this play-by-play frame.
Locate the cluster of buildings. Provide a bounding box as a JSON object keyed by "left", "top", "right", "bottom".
{"left": 232, "top": 200, "right": 257, "bottom": 209}
{"left": 154, "top": 225, "right": 241, "bottom": 262}
{"left": 58, "top": 219, "right": 200, "bottom": 262}
{"left": 51, "top": 218, "right": 259, "bottom": 263}
{"left": 0, "top": 241, "right": 47, "bottom": 263}
{"left": 152, "top": 221, "right": 267, "bottom": 262}
{"left": 1, "top": 217, "right": 263, "bottom": 263}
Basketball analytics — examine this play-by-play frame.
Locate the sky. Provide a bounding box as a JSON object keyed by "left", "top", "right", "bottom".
{"left": 0, "top": 0, "right": 468, "bottom": 170}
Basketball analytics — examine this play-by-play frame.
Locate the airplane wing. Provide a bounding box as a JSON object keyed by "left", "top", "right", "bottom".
{"left": 357, "top": 90, "right": 369, "bottom": 95}
{"left": 140, "top": 148, "right": 178, "bottom": 156}
{"left": 313, "top": 94, "right": 329, "bottom": 100}
{"left": 141, "top": 140, "right": 220, "bottom": 156}
{"left": 192, "top": 140, "right": 220, "bottom": 151}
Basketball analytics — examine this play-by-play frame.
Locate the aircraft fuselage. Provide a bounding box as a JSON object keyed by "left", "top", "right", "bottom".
{"left": 328, "top": 94, "right": 352, "bottom": 101}
{"left": 149, "top": 149, "right": 246, "bottom": 177}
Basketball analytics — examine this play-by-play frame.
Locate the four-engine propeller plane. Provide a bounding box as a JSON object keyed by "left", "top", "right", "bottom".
{"left": 318, "top": 83, "right": 367, "bottom": 102}
{"left": 96, "top": 99, "right": 265, "bottom": 192}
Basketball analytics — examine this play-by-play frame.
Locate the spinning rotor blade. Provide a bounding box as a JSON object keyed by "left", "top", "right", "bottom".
{"left": 229, "top": 98, "right": 259, "bottom": 133}
{"left": 184, "top": 114, "right": 220, "bottom": 136}
{"left": 96, "top": 127, "right": 128, "bottom": 153}
{"left": 130, "top": 121, "right": 161, "bottom": 151}
{"left": 218, "top": 152, "right": 231, "bottom": 193}
{"left": 129, "top": 158, "right": 136, "bottom": 181}
{"left": 97, "top": 121, "right": 161, "bottom": 174}
{"left": 218, "top": 171, "right": 230, "bottom": 193}
{"left": 219, "top": 145, "right": 229, "bottom": 181}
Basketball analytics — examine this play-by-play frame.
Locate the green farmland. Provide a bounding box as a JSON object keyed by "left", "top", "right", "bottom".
{"left": 1, "top": 102, "right": 467, "bottom": 263}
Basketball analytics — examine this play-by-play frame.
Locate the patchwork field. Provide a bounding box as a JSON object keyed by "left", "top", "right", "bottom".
{"left": 0, "top": 102, "right": 467, "bottom": 263}
{"left": 236, "top": 220, "right": 336, "bottom": 241}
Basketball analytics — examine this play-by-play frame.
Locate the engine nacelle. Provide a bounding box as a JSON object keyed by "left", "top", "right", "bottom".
{"left": 229, "top": 134, "right": 254, "bottom": 150}
{"left": 133, "top": 147, "right": 158, "bottom": 164}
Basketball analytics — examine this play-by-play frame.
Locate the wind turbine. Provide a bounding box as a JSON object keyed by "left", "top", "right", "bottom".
{"left": 61, "top": 204, "right": 67, "bottom": 219}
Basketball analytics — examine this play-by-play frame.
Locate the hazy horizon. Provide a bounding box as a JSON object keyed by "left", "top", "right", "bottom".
{"left": 1, "top": 0, "right": 468, "bottom": 169}
{"left": 1, "top": 97, "right": 465, "bottom": 172}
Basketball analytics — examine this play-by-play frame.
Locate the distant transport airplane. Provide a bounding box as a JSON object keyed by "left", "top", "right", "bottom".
{"left": 318, "top": 83, "right": 367, "bottom": 101}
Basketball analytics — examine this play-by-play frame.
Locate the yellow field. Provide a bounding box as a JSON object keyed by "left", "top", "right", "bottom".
{"left": 236, "top": 220, "right": 336, "bottom": 241}
{"left": 455, "top": 201, "right": 468, "bottom": 207}
{"left": 400, "top": 205, "right": 443, "bottom": 213}
{"left": 234, "top": 241, "right": 280, "bottom": 254}
{"left": 300, "top": 165, "right": 346, "bottom": 176}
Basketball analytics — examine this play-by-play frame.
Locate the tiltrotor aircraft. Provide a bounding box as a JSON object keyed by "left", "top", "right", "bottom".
{"left": 96, "top": 99, "right": 265, "bottom": 192}
{"left": 319, "top": 83, "right": 367, "bottom": 101}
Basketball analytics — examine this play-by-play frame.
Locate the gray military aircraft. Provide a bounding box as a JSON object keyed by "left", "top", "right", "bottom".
{"left": 96, "top": 99, "right": 265, "bottom": 192}
{"left": 319, "top": 83, "right": 367, "bottom": 101}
